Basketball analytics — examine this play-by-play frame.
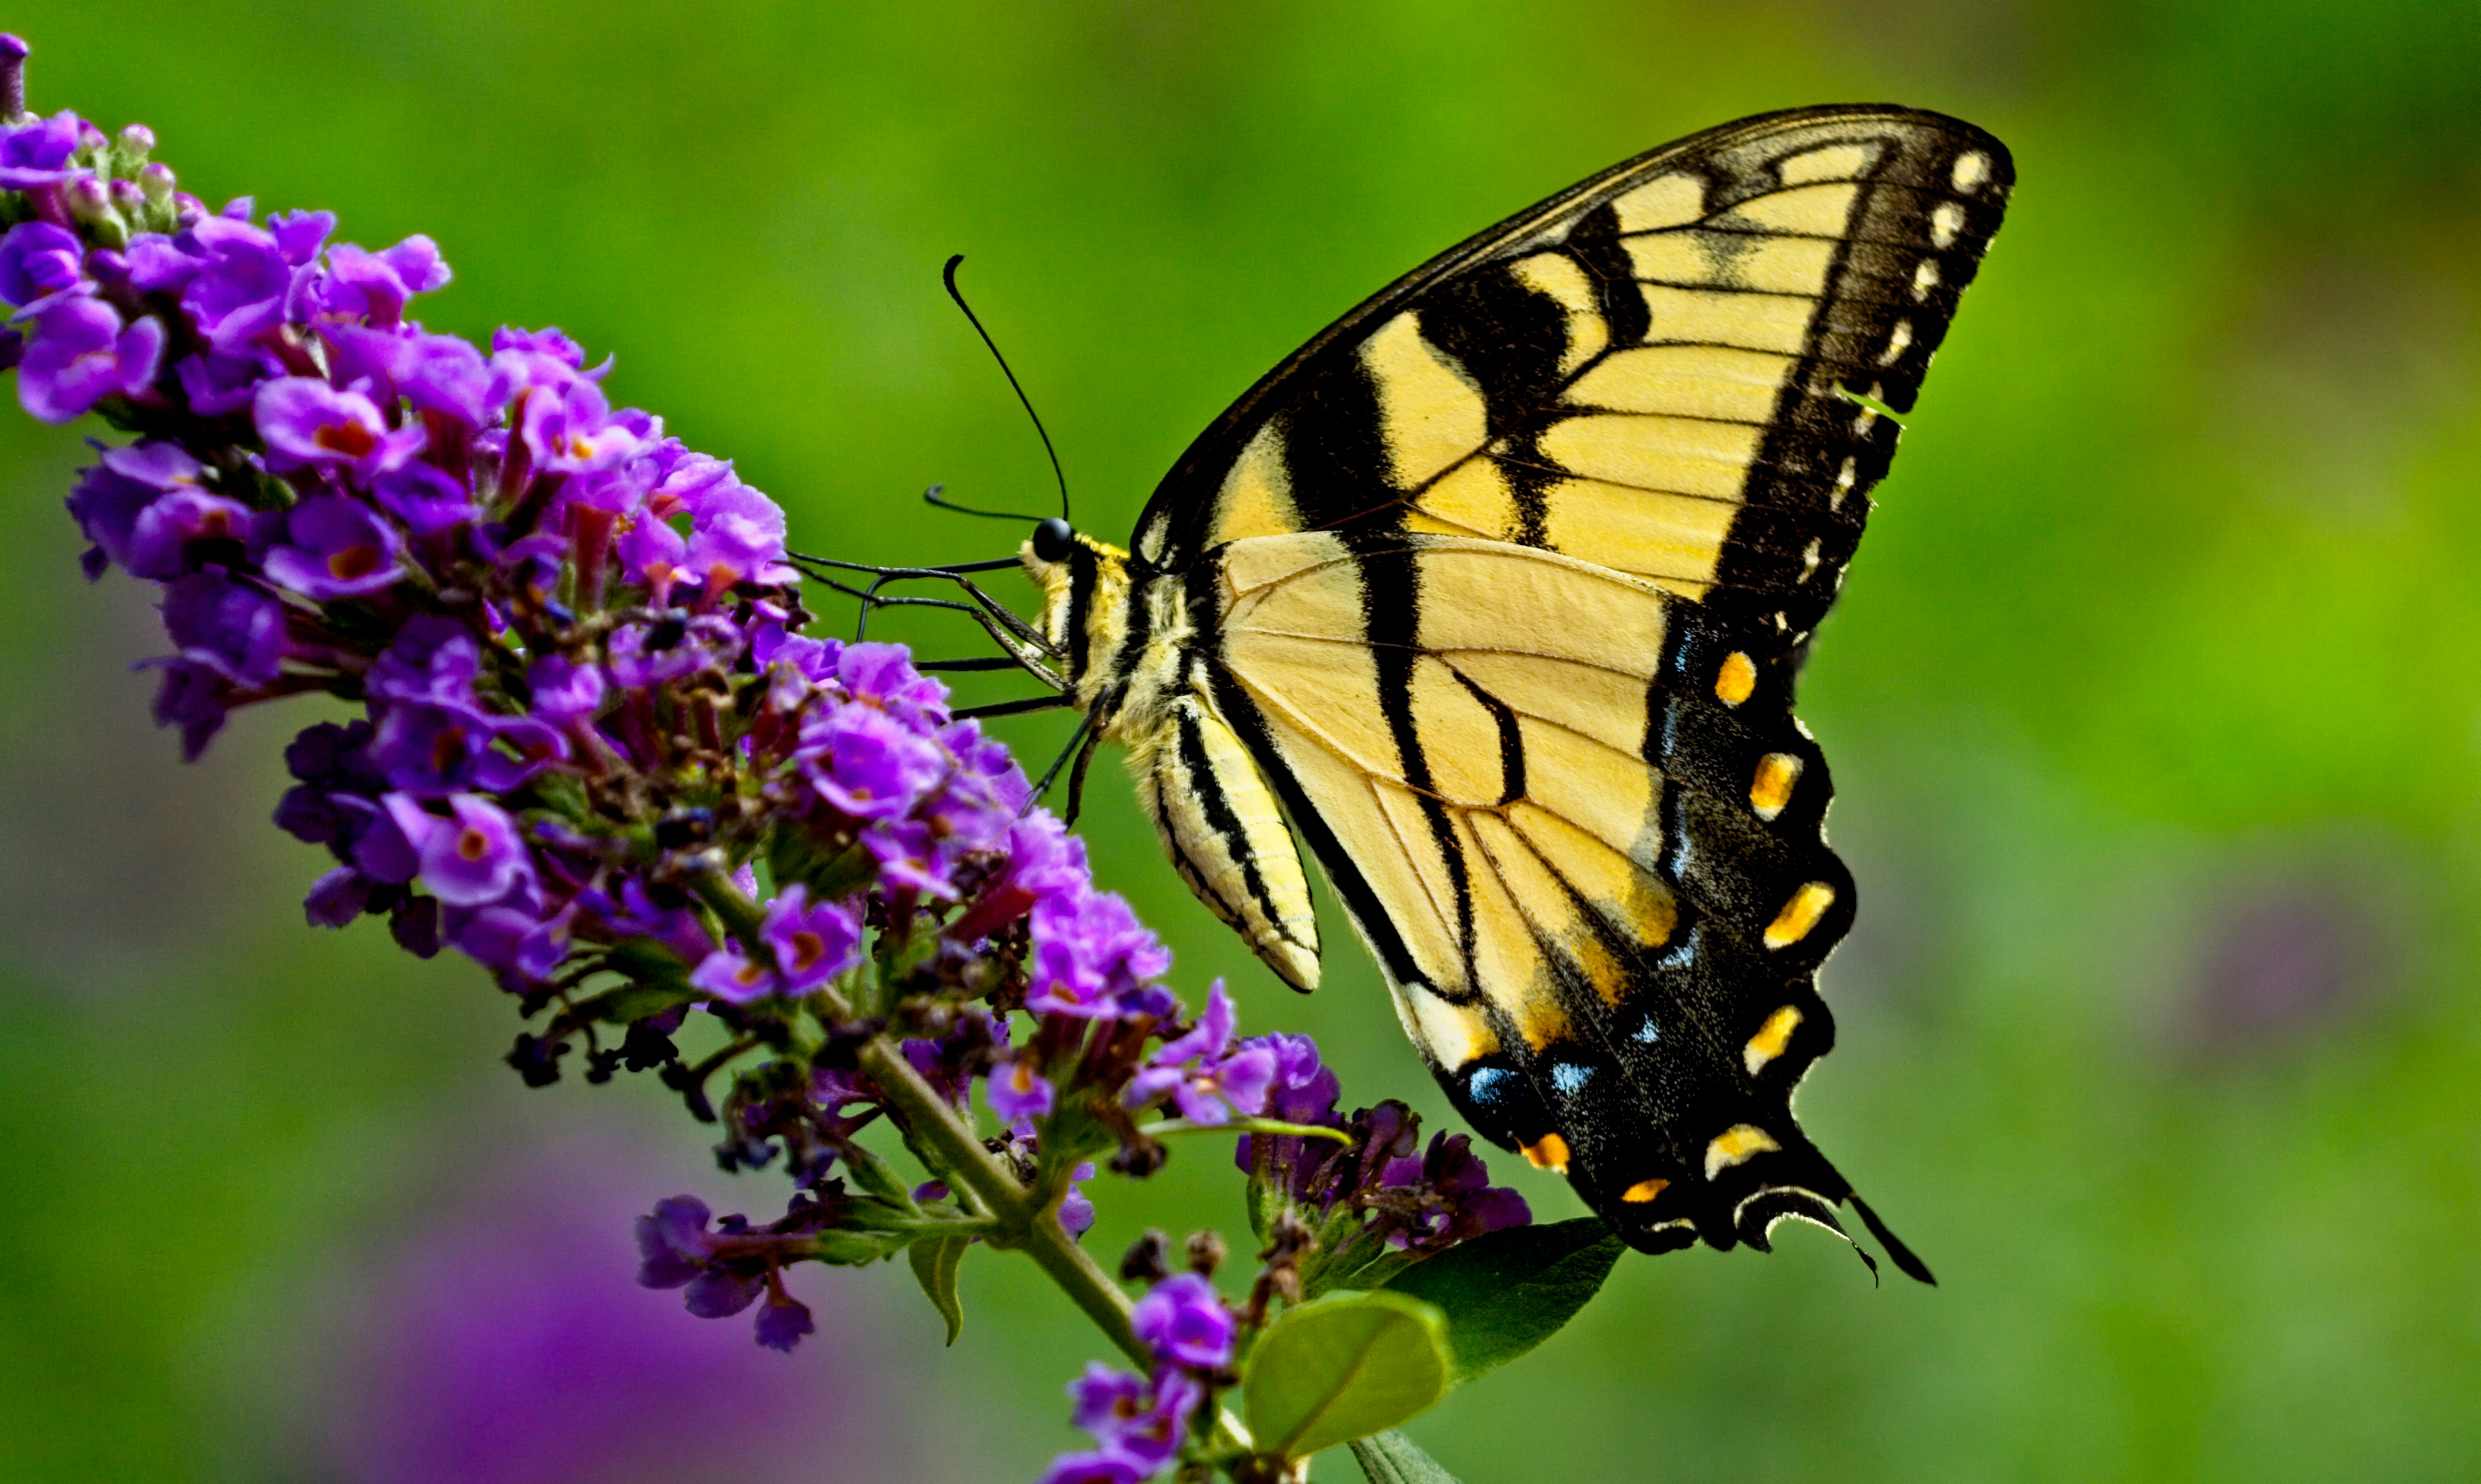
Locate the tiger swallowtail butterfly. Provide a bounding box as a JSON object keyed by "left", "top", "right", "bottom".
{"left": 1001, "top": 106, "right": 2011, "bottom": 1277}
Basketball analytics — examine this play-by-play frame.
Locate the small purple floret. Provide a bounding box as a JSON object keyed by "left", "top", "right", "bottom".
{"left": 260, "top": 494, "right": 404, "bottom": 598}
{"left": 1128, "top": 1273, "right": 1233, "bottom": 1371}
{"left": 759, "top": 884, "right": 861, "bottom": 992}
{"left": 0, "top": 219, "right": 85, "bottom": 308}
{"left": 18, "top": 296, "right": 162, "bottom": 422}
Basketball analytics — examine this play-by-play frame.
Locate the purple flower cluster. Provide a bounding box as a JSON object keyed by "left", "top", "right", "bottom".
{"left": 1042, "top": 1273, "right": 1232, "bottom": 1484}
{"left": 0, "top": 65, "right": 1062, "bottom": 1009}
{"left": 1239, "top": 1036, "right": 1529, "bottom": 1272}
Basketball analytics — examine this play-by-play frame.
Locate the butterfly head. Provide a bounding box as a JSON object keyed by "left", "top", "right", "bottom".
{"left": 1029, "top": 516, "right": 1075, "bottom": 563}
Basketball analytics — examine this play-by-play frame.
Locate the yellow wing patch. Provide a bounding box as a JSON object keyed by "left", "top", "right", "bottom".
{"left": 1219, "top": 535, "right": 1697, "bottom": 1056}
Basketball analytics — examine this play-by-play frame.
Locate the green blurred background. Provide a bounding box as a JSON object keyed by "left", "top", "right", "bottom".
{"left": 4, "top": 2, "right": 2478, "bottom": 1480}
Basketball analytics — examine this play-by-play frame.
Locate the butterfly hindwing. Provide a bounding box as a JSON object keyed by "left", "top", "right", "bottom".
{"left": 1200, "top": 530, "right": 1860, "bottom": 1253}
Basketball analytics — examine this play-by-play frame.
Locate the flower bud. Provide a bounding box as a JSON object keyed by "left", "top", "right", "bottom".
{"left": 64, "top": 172, "right": 130, "bottom": 249}
{"left": 171, "top": 190, "right": 206, "bottom": 227}
{"left": 108, "top": 177, "right": 143, "bottom": 214}
{"left": 116, "top": 122, "right": 155, "bottom": 159}
{"left": 137, "top": 161, "right": 174, "bottom": 204}
{"left": 75, "top": 119, "right": 107, "bottom": 159}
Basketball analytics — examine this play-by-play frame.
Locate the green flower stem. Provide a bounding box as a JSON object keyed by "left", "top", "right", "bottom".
{"left": 852, "top": 1035, "right": 1147, "bottom": 1365}
{"left": 1148, "top": 1115, "right": 1355, "bottom": 1144}
{"left": 691, "top": 862, "right": 1147, "bottom": 1367}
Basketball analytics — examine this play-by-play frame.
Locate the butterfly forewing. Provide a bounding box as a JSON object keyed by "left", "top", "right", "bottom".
{"left": 1119, "top": 106, "right": 2010, "bottom": 1267}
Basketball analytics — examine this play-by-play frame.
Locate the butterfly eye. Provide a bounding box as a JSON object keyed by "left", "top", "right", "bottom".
{"left": 1031, "top": 517, "right": 1076, "bottom": 562}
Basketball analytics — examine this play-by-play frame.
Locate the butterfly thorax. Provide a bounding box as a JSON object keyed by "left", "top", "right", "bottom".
{"left": 1022, "top": 531, "right": 1174, "bottom": 732}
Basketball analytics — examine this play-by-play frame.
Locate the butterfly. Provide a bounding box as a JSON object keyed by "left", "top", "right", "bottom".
{"left": 908, "top": 106, "right": 2011, "bottom": 1278}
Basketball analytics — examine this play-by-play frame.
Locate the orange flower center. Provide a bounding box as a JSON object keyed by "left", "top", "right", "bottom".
{"left": 313, "top": 420, "right": 377, "bottom": 458}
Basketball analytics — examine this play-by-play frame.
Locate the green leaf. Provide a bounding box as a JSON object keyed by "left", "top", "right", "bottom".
{"left": 1243, "top": 1290, "right": 1452, "bottom": 1461}
{"left": 1349, "top": 1430, "right": 1464, "bottom": 1484}
{"left": 1381, "top": 1217, "right": 1623, "bottom": 1386}
{"left": 907, "top": 1234, "right": 969, "bottom": 1345}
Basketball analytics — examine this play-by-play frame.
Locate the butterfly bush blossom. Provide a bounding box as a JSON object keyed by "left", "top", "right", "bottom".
{"left": 0, "top": 40, "right": 1534, "bottom": 1484}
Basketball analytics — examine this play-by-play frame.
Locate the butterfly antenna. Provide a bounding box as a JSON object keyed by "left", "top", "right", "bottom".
{"left": 944, "top": 254, "right": 1072, "bottom": 523}
{"left": 920, "top": 482, "right": 1050, "bottom": 524}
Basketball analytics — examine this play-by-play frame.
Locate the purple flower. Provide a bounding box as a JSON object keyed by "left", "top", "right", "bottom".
{"left": 525, "top": 653, "right": 605, "bottom": 724}
{"left": 372, "top": 461, "right": 480, "bottom": 535}
{"left": 1129, "top": 1273, "right": 1233, "bottom": 1371}
{"left": 393, "top": 793, "right": 533, "bottom": 906}
{"left": 0, "top": 111, "right": 81, "bottom": 189}
{"left": 861, "top": 817, "right": 964, "bottom": 899}
{"left": 581, "top": 878, "right": 717, "bottom": 970}
{"left": 124, "top": 486, "right": 258, "bottom": 581}
{"left": 178, "top": 215, "right": 299, "bottom": 353}
{"left": 158, "top": 569, "right": 286, "bottom": 685}
{"left": 319, "top": 322, "right": 409, "bottom": 402}
{"left": 1069, "top": 1365, "right": 1203, "bottom": 1472}
{"left": 1028, "top": 886, "right": 1173, "bottom": 1019}
{"left": 945, "top": 811, "right": 1086, "bottom": 944}
{"left": 942, "top": 716, "right": 1033, "bottom": 815}
{"left": 617, "top": 510, "right": 686, "bottom": 600}
{"left": 313, "top": 235, "right": 449, "bottom": 328}
{"left": 441, "top": 897, "right": 565, "bottom": 987}
{"left": 802, "top": 702, "right": 948, "bottom": 822}
{"left": 367, "top": 701, "right": 512, "bottom": 796}
{"left": 759, "top": 885, "right": 861, "bottom": 992}
{"left": 0, "top": 220, "right": 86, "bottom": 309}
{"left": 65, "top": 439, "right": 204, "bottom": 578}
{"left": 1125, "top": 981, "right": 1277, "bottom": 1125}
{"left": 521, "top": 376, "right": 640, "bottom": 474}
{"left": 1402, "top": 1131, "right": 1531, "bottom": 1246}
{"left": 174, "top": 343, "right": 281, "bottom": 415}
{"left": 837, "top": 640, "right": 948, "bottom": 717}
{"left": 367, "top": 615, "right": 483, "bottom": 704}
{"left": 145, "top": 656, "right": 236, "bottom": 760}
{"left": 987, "top": 1056, "right": 1055, "bottom": 1123}
{"left": 1233, "top": 1032, "right": 1347, "bottom": 1187}
{"left": 634, "top": 1195, "right": 720, "bottom": 1288}
{"left": 493, "top": 324, "right": 587, "bottom": 368}
{"left": 1059, "top": 1164, "right": 1097, "bottom": 1240}
{"left": 267, "top": 208, "right": 335, "bottom": 267}
{"left": 604, "top": 613, "right": 740, "bottom": 689}
{"left": 254, "top": 376, "right": 423, "bottom": 479}
{"left": 753, "top": 1289, "right": 815, "bottom": 1353}
{"left": 1253, "top": 1032, "right": 1341, "bottom": 1126}
{"left": 304, "top": 865, "right": 375, "bottom": 926}
{"left": 684, "top": 1266, "right": 767, "bottom": 1320}
{"left": 682, "top": 507, "right": 794, "bottom": 592}
{"left": 123, "top": 233, "right": 203, "bottom": 294}
{"left": 690, "top": 949, "right": 781, "bottom": 1006}
{"left": 397, "top": 331, "right": 498, "bottom": 428}
{"left": 18, "top": 296, "right": 163, "bottom": 422}
{"left": 260, "top": 494, "right": 405, "bottom": 598}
